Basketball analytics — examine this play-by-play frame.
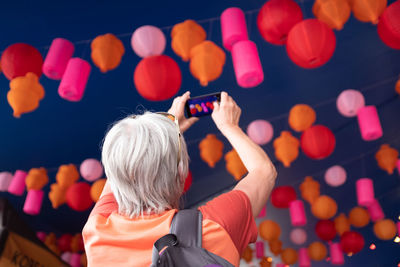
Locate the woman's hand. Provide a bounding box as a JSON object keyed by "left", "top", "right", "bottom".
{"left": 212, "top": 91, "right": 241, "bottom": 134}
{"left": 168, "top": 91, "right": 199, "bottom": 133}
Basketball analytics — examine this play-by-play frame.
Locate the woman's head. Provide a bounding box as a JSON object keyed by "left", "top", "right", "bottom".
{"left": 101, "top": 112, "right": 189, "bottom": 217}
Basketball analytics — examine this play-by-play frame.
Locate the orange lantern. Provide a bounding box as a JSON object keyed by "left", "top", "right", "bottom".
{"left": 171, "top": 20, "right": 206, "bottom": 61}
{"left": 91, "top": 33, "right": 125, "bottom": 73}
{"left": 375, "top": 144, "right": 399, "bottom": 175}
{"left": 348, "top": 0, "right": 387, "bottom": 24}
{"left": 373, "top": 219, "right": 397, "bottom": 240}
{"left": 349, "top": 207, "right": 370, "bottom": 228}
{"left": 288, "top": 104, "right": 316, "bottom": 132}
{"left": 269, "top": 239, "right": 283, "bottom": 255}
{"left": 189, "top": 41, "right": 226, "bottom": 86}
{"left": 199, "top": 134, "right": 224, "bottom": 167}
{"left": 45, "top": 232, "right": 57, "bottom": 246}
{"left": 308, "top": 241, "right": 327, "bottom": 261}
{"left": 396, "top": 77, "right": 400, "bottom": 95}
{"left": 48, "top": 183, "right": 68, "bottom": 209}
{"left": 259, "top": 257, "right": 272, "bottom": 267}
{"left": 273, "top": 131, "right": 300, "bottom": 167}
{"left": 26, "top": 167, "right": 49, "bottom": 190}
{"left": 242, "top": 246, "right": 253, "bottom": 263}
{"left": 7, "top": 72, "right": 45, "bottom": 118}
{"left": 56, "top": 164, "right": 80, "bottom": 188}
{"left": 225, "top": 149, "right": 247, "bottom": 180}
{"left": 281, "top": 248, "right": 298, "bottom": 265}
{"left": 334, "top": 213, "right": 350, "bottom": 236}
{"left": 311, "top": 195, "right": 338, "bottom": 219}
{"left": 312, "top": 0, "right": 351, "bottom": 30}
{"left": 81, "top": 253, "right": 88, "bottom": 267}
{"left": 71, "top": 234, "right": 84, "bottom": 253}
{"left": 299, "top": 176, "right": 320, "bottom": 205}
{"left": 90, "top": 178, "right": 107, "bottom": 202}
{"left": 259, "top": 220, "right": 281, "bottom": 241}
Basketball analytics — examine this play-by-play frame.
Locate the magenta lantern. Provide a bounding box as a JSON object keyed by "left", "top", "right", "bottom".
{"left": 290, "top": 228, "right": 307, "bottom": 245}
{"left": 58, "top": 58, "right": 91, "bottom": 102}
{"left": 80, "top": 158, "right": 103, "bottom": 182}
{"left": 258, "top": 206, "right": 267, "bottom": 218}
{"left": 0, "top": 172, "right": 13, "bottom": 191}
{"left": 397, "top": 159, "right": 400, "bottom": 175}
{"left": 299, "top": 247, "right": 311, "bottom": 267}
{"left": 70, "top": 253, "right": 81, "bottom": 267}
{"left": 329, "top": 242, "right": 344, "bottom": 265}
{"left": 61, "top": 252, "right": 72, "bottom": 263}
{"left": 37, "top": 232, "right": 46, "bottom": 242}
{"left": 357, "top": 106, "right": 383, "bottom": 141}
{"left": 397, "top": 222, "right": 400, "bottom": 236}
{"left": 377, "top": 0, "right": 400, "bottom": 50}
{"left": 131, "top": 25, "right": 166, "bottom": 58}
{"left": 289, "top": 200, "right": 307, "bottom": 226}
{"left": 324, "top": 165, "right": 347, "bottom": 187}
{"left": 247, "top": 120, "right": 274, "bottom": 145}
{"left": 23, "top": 190, "right": 44, "bottom": 215}
{"left": 231, "top": 40, "right": 264, "bottom": 88}
{"left": 367, "top": 199, "right": 385, "bottom": 222}
{"left": 220, "top": 7, "right": 248, "bottom": 51}
{"left": 336, "top": 89, "right": 365, "bottom": 117}
{"left": 356, "top": 178, "right": 374, "bottom": 207}
{"left": 276, "top": 264, "right": 286, "bottom": 267}
{"left": 255, "top": 241, "right": 264, "bottom": 258}
{"left": 43, "top": 38, "right": 75, "bottom": 80}
{"left": 8, "top": 170, "right": 27, "bottom": 196}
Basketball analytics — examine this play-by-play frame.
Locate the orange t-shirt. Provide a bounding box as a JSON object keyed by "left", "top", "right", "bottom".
{"left": 83, "top": 189, "right": 257, "bottom": 267}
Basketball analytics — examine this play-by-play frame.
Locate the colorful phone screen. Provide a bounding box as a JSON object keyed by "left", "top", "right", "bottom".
{"left": 185, "top": 93, "right": 221, "bottom": 117}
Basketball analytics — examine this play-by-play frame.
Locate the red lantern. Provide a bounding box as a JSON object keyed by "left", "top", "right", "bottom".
{"left": 257, "top": 0, "right": 303, "bottom": 45}
{"left": 377, "top": 0, "right": 400, "bottom": 50}
{"left": 286, "top": 19, "right": 336, "bottom": 68}
{"left": 340, "top": 231, "right": 365, "bottom": 254}
{"left": 271, "top": 186, "right": 297, "bottom": 208}
{"left": 134, "top": 55, "right": 182, "bottom": 101}
{"left": 57, "top": 234, "right": 72, "bottom": 252}
{"left": 1, "top": 43, "right": 43, "bottom": 80}
{"left": 183, "top": 170, "right": 193, "bottom": 193}
{"left": 301, "top": 125, "right": 336, "bottom": 160}
{"left": 315, "top": 220, "right": 336, "bottom": 241}
{"left": 66, "top": 182, "right": 93, "bottom": 212}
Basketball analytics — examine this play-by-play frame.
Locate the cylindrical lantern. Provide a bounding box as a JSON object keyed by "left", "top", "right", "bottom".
{"left": 377, "top": 0, "right": 400, "bottom": 50}
{"left": 258, "top": 206, "right": 267, "bottom": 218}
{"left": 325, "top": 165, "right": 347, "bottom": 187}
{"left": 0, "top": 172, "right": 13, "bottom": 191}
{"left": 357, "top": 106, "right": 383, "bottom": 141}
{"left": 43, "top": 38, "right": 75, "bottom": 80}
{"left": 70, "top": 253, "right": 81, "bottom": 267}
{"left": 247, "top": 120, "right": 274, "bottom": 145}
{"left": 397, "top": 222, "right": 400, "bottom": 237}
{"left": 289, "top": 200, "right": 306, "bottom": 226}
{"left": 220, "top": 7, "right": 248, "bottom": 51}
{"left": 299, "top": 247, "right": 310, "bottom": 267}
{"left": 80, "top": 158, "right": 103, "bottom": 182}
{"left": 290, "top": 228, "right": 307, "bottom": 245}
{"left": 397, "top": 159, "right": 400, "bottom": 175}
{"left": 356, "top": 178, "right": 374, "bottom": 207}
{"left": 336, "top": 89, "right": 365, "bottom": 117}
{"left": 231, "top": 40, "right": 264, "bottom": 88}
{"left": 255, "top": 241, "right": 264, "bottom": 258}
{"left": 23, "top": 190, "right": 44, "bottom": 215}
{"left": 367, "top": 199, "right": 385, "bottom": 222}
{"left": 329, "top": 242, "right": 344, "bottom": 265}
{"left": 58, "top": 58, "right": 91, "bottom": 102}
{"left": 131, "top": 25, "right": 166, "bottom": 58}
{"left": 276, "top": 264, "right": 286, "bottom": 267}
{"left": 8, "top": 170, "right": 27, "bottom": 196}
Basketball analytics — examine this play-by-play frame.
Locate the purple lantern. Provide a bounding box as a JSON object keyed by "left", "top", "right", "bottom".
{"left": 220, "top": 7, "right": 248, "bottom": 51}
{"left": 43, "top": 38, "right": 75, "bottom": 80}
{"left": 58, "top": 58, "right": 91, "bottom": 102}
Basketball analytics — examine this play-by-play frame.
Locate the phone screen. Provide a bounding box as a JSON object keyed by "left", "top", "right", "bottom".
{"left": 185, "top": 92, "right": 221, "bottom": 117}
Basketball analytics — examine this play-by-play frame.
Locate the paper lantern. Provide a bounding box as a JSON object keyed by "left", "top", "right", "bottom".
{"left": 81, "top": 253, "right": 87, "bottom": 267}
{"left": 259, "top": 220, "right": 281, "bottom": 241}
{"left": 378, "top": 0, "right": 400, "bottom": 49}
{"left": 259, "top": 257, "right": 272, "bottom": 267}
{"left": 37, "top": 232, "right": 46, "bottom": 242}
{"left": 375, "top": 144, "right": 399, "bottom": 175}
{"left": 273, "top": 131, "right": 300, "bottom": 167}
{"left": 336, "top": 89, "right": 365, "bottom": 117}
{"left": 397, "top": 159, "right": 400, "bottom": 175}
{"left": 308, "top": 242, "right": 327, "bottom": 261}
{"left": 311, "top": 195, "right": 338, "bottom": 219}
{"left": 225, "top": 149, "right": 247, "bottom": 180}
{"left": 312, "top": 0, "right": 351, "bottom": 30}
{"left": 397, "top": 222, "right": 400, "bottom": 237}
{"left": 271, "top": 186, "right": 297, "bottom": 208}
{"left": 349, "top": 207, "right": 370, "bottom": 228}
{"left": 199, "top": 134, "right": 224, "bottom": 167}
{"left": 90, "top": 178, "right": 106, "bottom": 202}
{"left": 0, "top": 172, "right": 13, "bottom": 191}
{"left": 301, "top": 125, "right": 336, "bottom": 160}
{"left": 23, "top": 190, "right": 44, "bottom": 215}
{"left": 275, "top": 264, "right": 285, "bottom": 267}
{"left": 289, "top": 200, "right": 307, "bottom": 226}
{"left": 356, "top": 178, "right": 374, "bottom": 207}
{"left": 66, "top": 182, "right": 93, "bottom": 212}
{"left": 171, "top": 20, "right": 206, "bottom": 62}
{"left": 334, "top": 213, "right": 351, "bottom": 236}
{"left": 8, "top": 170, "right": 27, "bottom": 196}
{"left": 373, "top": 219, "right": 397, "bottom": 240}
{"left": 340, "top": 231, "right": 364, "bottom": 254}
{"left": 287, "top": 19, "right": 336, "bottom": 68}
{"left": 58, "top": 58, "right": 91, "bottom": 102}
{"left": 71, "top": 234, "right": 84, "bottom": 253}
{"left": 183, "top": 170, "right": 192, "bottom": 193}
{"left": 134, "top": 55, "right": 181, "bottom": 101}
{"left": 231, "top": 40, "right": 264, "bottom": 88}
{"left": 91, "top": 33, "right": 125, "bottom": 73}
{"left": 357, "top": 105, "right": 383, "bottom": 141}
{"left": 131, "top": 25, "right": 166, "bottom": 58}
{"left": 299, "top": 176, "right": 320, "bottom": 205}
{"left": 258, "top": 206, "right": 267, "bottom": 218}
{"left": 1, "top": 43, "right": 43, "bottom": 80}
{"left": 247, "top": 120, "right": 274, "bottom": 145}
{"left": 329, "top": 242, "right": 344, "bottom": 265}
{"left": 281, "top": 248, "right": 298, "bottom": 265}
{"left": 49, "top": 183, "right": 68, "bottom": 209}
{"left": 269, "top": 239, "right": 283, "bottom": 255}
{"left": 315, "top": 220, "right": 336, "bottom": 241}
{"left": 56, "top": 164, "right": 80, "bottom": 188}
{"left": 220, "top": 7, "right": 248, "bottom": 51}
{"left": 242, "top": 246, "right": 253, "bottom": 263}
{"left": 189, "top": 41, "right": 226, "bottom": 86}
{"left": 26, "top": 167, "right": 49, "bottom": 190}
{"left": 70, "top": 253, "right": 81, "bottom": 267}
{"left": 43, "top": 38, "right": 75, "bottom": 79}
{"left": 396, "top": 78, "right": 400, "bottom": 95}
{"left": 325, "top": 165, "right": 347, "bottom": 187}
{"left": 80, "top": 158, "right": 103, "bottom": 182}
{"left": 257, "top": 0, "right": 303, "bottom": 45}
{"left": 255, "top": 241, "right": 265, "bottom": 258}
{"left": 288, "top": 104, "right": 316, "bottom": 132}
{"left": 367, "top": 199, "right": 385, "bottom": 222}
{"left": 45, "top": 232, "right": 57, "bottom": 247}
{"left": 298, "top": 247, "right": 310, "bottom": 267}
{"left": 7, "top": 72, "right": 45, "bottom": 118}
{"left": 349, "top": 0, "right": 387, "bottom": 24}
{"left": 61, "top": 252, "right": 72, "bottom": 263}
{"left": 290, "top": 228, "right": 307, "bottom": 245}
{"left": 58, "top": 234, "right": 72, "bottom": 252}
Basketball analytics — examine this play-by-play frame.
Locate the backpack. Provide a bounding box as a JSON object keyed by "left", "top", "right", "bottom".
{"left": 150, "top": 209, "right": 235, "bottom": 267}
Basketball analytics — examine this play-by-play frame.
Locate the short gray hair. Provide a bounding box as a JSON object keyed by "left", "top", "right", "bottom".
{"left": 101, "top": 112, "right": 189, "bottom": 217}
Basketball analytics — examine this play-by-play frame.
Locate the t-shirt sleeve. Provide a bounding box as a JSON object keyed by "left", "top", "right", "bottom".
{"left": 198, "top": 190, "right": 258, "bottom": 255}
{"left": 89, "top": 192, "right": 118, "bottom": 218}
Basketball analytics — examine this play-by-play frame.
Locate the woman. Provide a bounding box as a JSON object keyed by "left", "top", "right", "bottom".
{"left": 83, "top": 91, "right": 277, "bottom": 266}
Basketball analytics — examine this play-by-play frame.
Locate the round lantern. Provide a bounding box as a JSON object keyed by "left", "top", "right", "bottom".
{"left": 378, "top": 0, "right": 400, "bottom": 49}
{"left": 134, "top": 55, "right": 182, "bottom": 101}
{"left": 183, "top": 170, "right": 193, "bottom": 193}
{"left": 66, "top": 182, "right": 93, "bottom": 212}
{"left": 315, "top": 220, "right": 336, "bottom": 241}
{"left": 349, "top": 207, "right": 370, "bottom": 228}
{"left": 281, "top": 248, "right": 298, "bottom": 265}
{"left": 373, "top": 219, "right": 397, "bottom": 240}
{"left": 340, "top": 231, "right": 365, "bottom": 254}
{"left": 349, "top": 0, "right": 387, "bottom": 24}
{"left": 271, "top": 186, "right": 297, "bottom": 208}
{"left": 301, "top": 125, "right": 336, "bottom": 160}
{"left": 257, "top": 0, "right": 303, "bottom": 45}
{"left": 58, "top": 234, "right": 72, "bottom": 252}
{"left": 259, "top": 220, "right": 281, "bottom": 241}
{"left": 90, "top": 178, "right": 106, "bottom": 202}
{"left": 287, "top": 19, "right": 336, "bottom": 69}
{"left": 325, "top": 165, "right": 347, "bottom": 187}
{"left": 311, "top": 195, "right": 337, "bottom": 219}
{"left": 220, "top": 7, "right": 248, "bottom": 51}
{"left": 308, "top": 241, "right": 327, "bottom": 261}
{"left": 61, "top": 252, "right": 72, "bottom": 263}
{"left": 336, "top": 89, "right": 365, "bottom": 117}
{"left": 288, "top": 104, "right": 316, "bottom": 132}
{"left": 247, "top": 120, "right": 274, "bottom": 145}
{"left": 290, "top": 228, "right": 307, "bottom": 245}
{"left": 131, "top": 25, "right": 166, "bottom": 58}
{"left": 269, "top": 239, "right": 283, "bottom": 255}
{"left": 334, "top": 213, "right": 351, "bottom": 236}
{"left": 80, "top": 158, "right": 103, "bottom": 182}
{"left": 312, "top": 0, "right": 351, "bottom": 30}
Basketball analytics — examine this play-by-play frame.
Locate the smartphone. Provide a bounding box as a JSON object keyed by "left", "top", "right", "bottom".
{"left": 185, "top": 92, "right": 221, "bottom": 118}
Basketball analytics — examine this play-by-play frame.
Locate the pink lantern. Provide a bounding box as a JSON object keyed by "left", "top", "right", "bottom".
{"left": 43, "top": 38, "right": 75, "bottom": 80}
{"left": 69, "top": 253, "right": 81, "bottom": 267}
{"left": 289, "top": 200, "right": 307, "bottom": 226}
{"left": 336, "top": 89, "right": 365, "bottom": 117}
{"left": 397, "top": 222, "right": 400, "bottom": 236}
{"left": 220, "top": 7, "right": 248, "bottom": 51}
{"left": 0, "top": 172, "right": 13, "bottom": 191}
{"left": 8, "top": 170, "right": 27, "bottom": 196}
{"left": 356, "top": 178, "right": 374, "bottom": 207}
{"left": 80, "top": 158, "right": 103, "bottom": 182}
{"left": 255, "top": 241, "right": 265, "bottom": 258}
{"left": 367, "top": 199, "right": 385, "bottom": 222}
{"left": 58, "top": 58, "right": 91, "bottom": 102}
{"left": 276, "top": 264, "right": 286, "bottom": 267}
{"left": 131, "top": 25, "right": 166, "bottom": 58}
{"left": 247, "top": 120, "right": 274, "bottom": 145}
{"left": 299, "top": 247, "right": 311, "bottom": 267}
{"left": 23, "top": 190, "right": 44, "bottom": 215}
{"left": 397, "top": 159, "right": 400, "bottom": 175}
{"left": 36, "top": 231, "right": 46, "bottom": 242}
{"left": 290, "top": 228, "right": 307, "bottom": 245}
{"left": 258, "top": 206, "right": 267, "bottom": 218}
{"left": 61, "top": 252, "right": 72, "bottom": 263}
{"left": 357, "top": 106, "right": 383, "bottom": 141}
{"left": 231, "top": 40, "right": 264, "bottom": 88}
{"left": 329, "top": 242, "right": 344, "bottom": 265}
{"left": 324, "top": 165, "right": 347, "bottom": 187}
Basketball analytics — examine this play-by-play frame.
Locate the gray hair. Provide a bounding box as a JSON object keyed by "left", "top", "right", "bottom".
{"left": 101, "top": 112, "right": 189, "bottom": 217}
